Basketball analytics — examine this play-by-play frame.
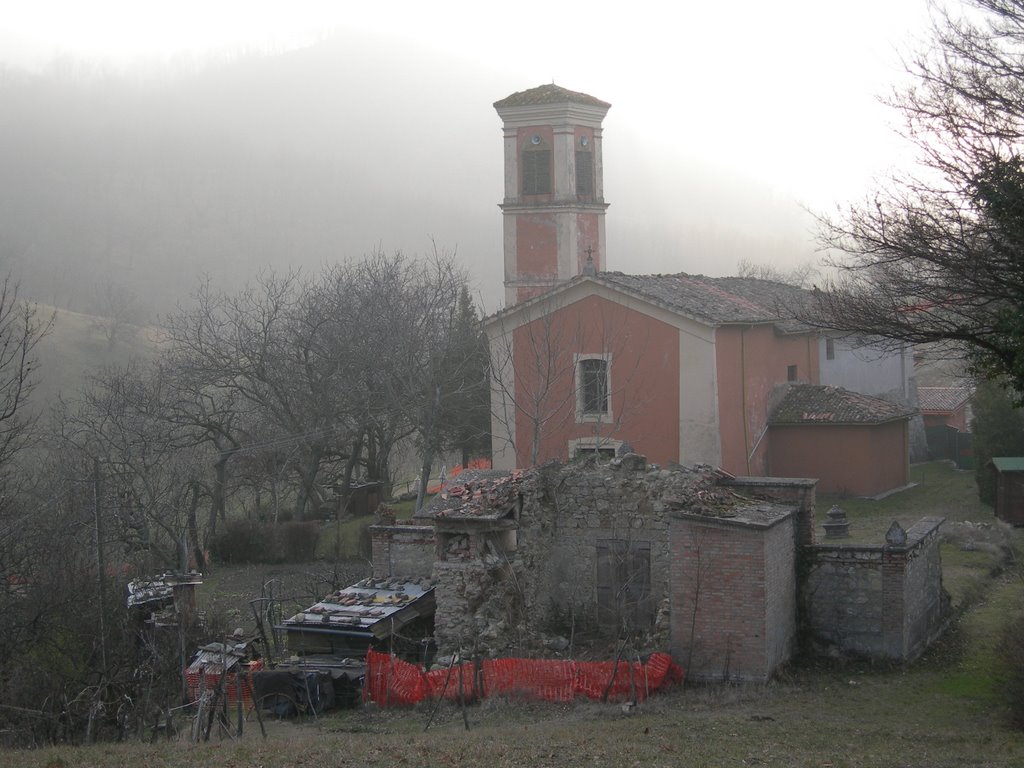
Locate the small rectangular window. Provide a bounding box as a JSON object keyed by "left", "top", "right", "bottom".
{"left": 580, "top": 358, "right": 609, "bottom": 415}
{"left": 787, "top": 364, "right": 798, "bottom": 382}
{"left": 575, "top": 150, "right": 593, "bottom": 197}
{"left": 826, "top": 338, "right": 835, "bottom": 360}
{"left": 522, "top": 150, "right": 551, "bottom": 195}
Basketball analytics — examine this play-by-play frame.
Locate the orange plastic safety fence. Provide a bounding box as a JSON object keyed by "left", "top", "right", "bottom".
{"left": 185, "top": 660, "right": 263, "bottom": 708}
{"left": 364, "top": 651, "right": 683, "bottom": 707}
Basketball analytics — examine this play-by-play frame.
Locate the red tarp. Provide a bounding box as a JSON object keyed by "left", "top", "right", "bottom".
{"left": 364, "top": 650, "right": 683, "bottom": 707}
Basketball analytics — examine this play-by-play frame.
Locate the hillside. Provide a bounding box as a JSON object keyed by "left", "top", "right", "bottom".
{"left": 30, "top": 304, "right": 160, "bottom": 410}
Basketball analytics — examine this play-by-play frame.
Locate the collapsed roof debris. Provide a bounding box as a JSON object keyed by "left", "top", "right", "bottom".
{"left": 418, "top": 469, "right": 526, "bottom": 520}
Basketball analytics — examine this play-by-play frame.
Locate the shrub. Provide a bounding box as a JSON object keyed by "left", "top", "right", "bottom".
{"left": 211, "top": 519, "right": 322, "bottom": 564}
{"left": 278, "top": 521, "right": 321, "bottom": 562}
{"left": 211, "top": 518, "right": 275, "bottom": 563}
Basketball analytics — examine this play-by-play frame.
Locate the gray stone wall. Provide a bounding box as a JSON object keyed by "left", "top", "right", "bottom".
{"left": 804, "top": 546, "right": 886, "bottom": 655}
{"left": 804, "top": 516, "right": 947, "bottom": 661}
{"left": 429, "top": 458, "right": 812, "bottom": 666}
{"left": 900, "top": 518, "right": 948, "bottom": 659}
{"left": 517, "top": 462, "right": 674, "bottom": 640}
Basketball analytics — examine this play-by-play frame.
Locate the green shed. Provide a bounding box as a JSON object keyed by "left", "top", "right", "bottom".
{"left": 990, "top": 457, "right": 1024, "bottom": 526}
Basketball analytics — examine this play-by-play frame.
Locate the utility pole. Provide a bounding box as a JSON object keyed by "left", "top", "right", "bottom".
{"left": 93, "top": 458, "right": 109, "bottom": 676}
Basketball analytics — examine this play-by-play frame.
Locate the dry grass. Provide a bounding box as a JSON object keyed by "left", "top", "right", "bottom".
{"left": 9, "top": 654, "right": 1024, "bottom": 768}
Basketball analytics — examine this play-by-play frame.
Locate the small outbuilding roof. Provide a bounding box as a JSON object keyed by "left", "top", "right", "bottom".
{"left": 770, "top": 385, "right": 916, "bottom": 426}
{"left": 990, "top": 457, "right": 1024, "bottom": 473}
{"left": 284, "top": 577, "right": 436, "bottom": 640}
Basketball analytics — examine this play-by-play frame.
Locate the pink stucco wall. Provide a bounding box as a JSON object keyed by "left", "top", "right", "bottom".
{"left": 768, "top": 421, "right": 909, "bottom": 496}
{"left": 575, "top": 213, "right": 600, "bottom": 273}
{"left": 516, "top": 214, "right": 558, "bottom": 278}
{"left": 512, "top": 295, "right": 680, "bottom": 467}
{"left": 714, "top": 326, "right": 820, "bottom": 476}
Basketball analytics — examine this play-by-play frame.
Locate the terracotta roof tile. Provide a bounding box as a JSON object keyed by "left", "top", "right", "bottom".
{"left": 494, "top": 84, "right": 611, "bottom": 109}
{"left": 918, "top": 386, "right": 972, "bottom": 412}
{"left": 597, "top": 272, "right": 815, "bottom": 332}
{"left": 770, "top": 385, "right": 916, "bottom": 425}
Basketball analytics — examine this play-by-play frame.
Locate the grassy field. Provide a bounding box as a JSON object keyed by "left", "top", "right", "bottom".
{"left": 8, "top": 462, "right": 1024, "bottom": 767}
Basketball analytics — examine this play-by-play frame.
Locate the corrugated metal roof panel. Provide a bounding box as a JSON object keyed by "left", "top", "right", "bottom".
{"left": 991, "top": 457, "right": 1024, "bottom": 472}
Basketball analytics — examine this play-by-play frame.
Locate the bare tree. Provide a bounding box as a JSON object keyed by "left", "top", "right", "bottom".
{"left": 164, "top": 272, "right": 357, "bottom": 521}
{"left": 336, "top": 250, "right": 481, "bottom": 511}
{"left": 813, "top": 0, "right": 1024, "bottom": 392}
{"left": 57, "top": 361, "right": 207, "bottom": 571}
{"left": 0, "top": 276, "right": 52, "bottom": 477}
{"left": 736, "top": 258, "right": 818, "bottom": 288}
{"left": 90, "top": 281, "right": 141, "bottom": 350}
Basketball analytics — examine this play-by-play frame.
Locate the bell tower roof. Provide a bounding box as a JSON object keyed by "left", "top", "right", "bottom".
{"left": 495, "top": 85, "right": 611, "bottom": 305}
{"left": 494, "top": 84, "right": 611, "bottom": 110}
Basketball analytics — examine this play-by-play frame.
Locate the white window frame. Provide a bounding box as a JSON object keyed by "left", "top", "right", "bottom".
{"left": 575, "top": 353, "right": 613, "bottom": 423}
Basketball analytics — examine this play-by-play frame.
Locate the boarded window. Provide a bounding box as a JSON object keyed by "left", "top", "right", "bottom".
{"left": 596, "top": 539, "right": 653, "bottom": 630}
{"left": 579, "top": 358, "right": 609, "bottom": 415}
{"left": 575, "top": 150, "right": 594, "bottom": 197}
{"left": 574, "top": 445, "right": 616, "bottom": 459}
{"left": 522, "top": 150, "right": 551, "bottom": 195}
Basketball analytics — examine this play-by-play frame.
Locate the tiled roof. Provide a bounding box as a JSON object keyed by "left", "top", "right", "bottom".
{"left": 494, "top": 84, "right": 611, "bottom": 109}
{"left": 770, "top": 385, "right": 916, "bottom": 425}
{"left": 597, "top": 272, "right": 815, "bottom": 332}
{"left": 918, "top": 386, "right": 972, "bottom": 412}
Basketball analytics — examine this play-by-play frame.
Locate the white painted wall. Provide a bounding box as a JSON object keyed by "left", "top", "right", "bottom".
{"left": 819, "top": 336, "right": 911, "bottom": 399}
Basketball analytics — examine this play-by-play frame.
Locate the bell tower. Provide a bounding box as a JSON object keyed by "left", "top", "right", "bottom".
{"left": 494, "top": 84, "right": 611, "bottom": 305}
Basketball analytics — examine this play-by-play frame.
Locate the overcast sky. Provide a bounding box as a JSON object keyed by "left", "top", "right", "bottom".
{"left": 0, "top": 0, "right": 934, "bottom": 305}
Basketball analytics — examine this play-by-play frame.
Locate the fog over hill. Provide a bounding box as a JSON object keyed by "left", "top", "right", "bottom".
{"left": 0, "top": 29, "right": 823, "bottom": 321}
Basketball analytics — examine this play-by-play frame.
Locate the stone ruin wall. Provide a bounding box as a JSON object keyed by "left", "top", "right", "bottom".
{"left": 430, "top": 458, "right": 808, "bottom": 658}
{"left": 804, "top": 516, "right": 947, "bottom": 661}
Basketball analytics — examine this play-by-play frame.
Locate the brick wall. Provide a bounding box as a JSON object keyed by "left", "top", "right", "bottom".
{"left": 369, "top": 524, "right": 435, "bottom": 580}
{"left": 804, "top": 516, "right": 947, "bottom": 660}
{"left": 668, "top": 510, "right": 796, "bottom": 682}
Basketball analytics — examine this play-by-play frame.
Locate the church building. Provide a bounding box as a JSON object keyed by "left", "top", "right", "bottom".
{"left": 485, "top": 85, "right": 915, "bottom": 497}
